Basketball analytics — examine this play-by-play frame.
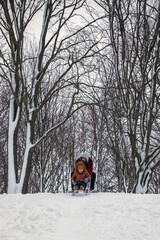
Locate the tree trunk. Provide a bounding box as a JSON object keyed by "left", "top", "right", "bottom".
{"left": 133, "top": 165, "right": 152, "bottom": 194}
{"left": 22, "top": 150, "right": 33, "bottom": 194}
{"left": 8, "top": 97, "right": 19, "bottom": 193}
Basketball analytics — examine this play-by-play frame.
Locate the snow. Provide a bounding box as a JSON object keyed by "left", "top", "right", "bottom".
{"left": 0, "top": 192, "right": 160, "bottom": 240}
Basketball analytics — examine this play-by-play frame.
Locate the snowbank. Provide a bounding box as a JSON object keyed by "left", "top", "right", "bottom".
{"left": 0, "top": 192, "right": 160, "bottom": 240}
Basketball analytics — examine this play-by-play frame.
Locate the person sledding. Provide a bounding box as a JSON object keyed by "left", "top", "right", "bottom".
{"left": 71, "top": 161, "right": 91, "bottom": 193}
{"left": 72, "top": 153, "right": 96, "bottom": 191}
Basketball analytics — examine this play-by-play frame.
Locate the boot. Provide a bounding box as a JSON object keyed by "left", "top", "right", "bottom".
{"left": 80, "top": 185, "right": 84, "bottom": 191}
{"left": 85, "top": 188, "right": 88, "bottom": 193}
{"left": 74, "top": 185, "right": 78, "bottom": 193}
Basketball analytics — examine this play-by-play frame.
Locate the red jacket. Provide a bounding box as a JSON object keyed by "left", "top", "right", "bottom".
{"left": 74, "top": 157, "right": 93, "bottom": 176}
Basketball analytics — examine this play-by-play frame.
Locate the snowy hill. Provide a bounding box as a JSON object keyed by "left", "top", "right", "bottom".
{"left": 0, "top": 192, "right": 160, "bottom": 240}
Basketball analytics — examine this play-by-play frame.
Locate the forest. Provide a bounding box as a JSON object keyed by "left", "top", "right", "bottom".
{"left": 0, "top": 0, "right": 160, "bottom": 194}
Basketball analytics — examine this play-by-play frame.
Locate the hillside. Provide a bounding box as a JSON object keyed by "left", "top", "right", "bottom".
{"left": 0, "top": 192, "right": 160, "bottom": 240}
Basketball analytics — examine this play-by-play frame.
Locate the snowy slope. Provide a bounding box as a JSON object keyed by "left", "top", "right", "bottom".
{"left": 0, "top": 192, "right": 160, "bottom": 240}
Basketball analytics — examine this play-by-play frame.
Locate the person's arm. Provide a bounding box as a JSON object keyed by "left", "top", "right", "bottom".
{"left": 87, "top": 158, "right": 93, "bottom": 175}
{"left": 71, "top": 172, "right": 76, "bottom": 181}
{"left": 85, "top": 170, "right": 92, "bottom": 181}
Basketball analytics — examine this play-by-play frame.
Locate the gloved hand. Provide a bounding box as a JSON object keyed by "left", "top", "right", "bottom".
{"left": 84, "top": 178, "right": 88, "bottom": 183}
{"left": 72, "top": 180, "right": 76, "bottom": 185}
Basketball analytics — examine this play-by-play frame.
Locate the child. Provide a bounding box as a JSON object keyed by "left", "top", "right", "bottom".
{"left": 74, "top": 152, "right": 96, "bottom": 191}
{"left": 71, "top": 161, "right": 91, "bottom": 191}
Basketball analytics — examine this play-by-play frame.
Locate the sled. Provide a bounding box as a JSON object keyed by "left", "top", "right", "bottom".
{"left": 68, "top": 181, "right": 98, "bottom": 195}
{"left": 72, "top": 188, "right": 89, "bottom": 196}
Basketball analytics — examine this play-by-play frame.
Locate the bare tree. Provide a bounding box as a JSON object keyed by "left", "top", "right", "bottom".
{"left": 0, "top": 80, "right": 9, "bottom": 193}
{"left": 0, "top": 0, "right": 104, "bottom": 193}
{"left": 94, "top": 0, "right": 160, "bottom": 193}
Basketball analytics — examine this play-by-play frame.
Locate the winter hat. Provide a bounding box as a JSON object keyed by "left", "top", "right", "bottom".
{"left": 79, "top": 152, "right": 89, "bottom": 162}
{"left": 76, "top": 161, "right": 86, "bottom": 171}
{"left": 77, "top": 164, "right": 84, "bottom": 170}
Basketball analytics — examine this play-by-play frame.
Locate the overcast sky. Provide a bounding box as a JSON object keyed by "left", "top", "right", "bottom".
{"left": 28, "top": 1, "right": 103, "bottom": 42}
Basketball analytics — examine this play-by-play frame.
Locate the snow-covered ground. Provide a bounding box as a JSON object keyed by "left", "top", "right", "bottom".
{"left": 0, "top": 192, "right": 160, "bottom": 240}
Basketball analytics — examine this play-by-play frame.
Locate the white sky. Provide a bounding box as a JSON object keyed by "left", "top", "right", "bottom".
{"left": 28, "top": 1, "right": 103, "bottom": 42}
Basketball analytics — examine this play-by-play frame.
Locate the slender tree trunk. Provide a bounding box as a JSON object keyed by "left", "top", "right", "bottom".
{"left": 8, "top": 71, "right": 21, "bottom": 193}
{"left": 8, "top": 99, "right": 17, "bottom": 193}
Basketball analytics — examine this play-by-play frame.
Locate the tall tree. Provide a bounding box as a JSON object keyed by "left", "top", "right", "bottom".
{"left": 0, "top": 0, "right": 103, "bottom": 193}
{"left": 94, "top": 0, "right": 160, "bottom": 193}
